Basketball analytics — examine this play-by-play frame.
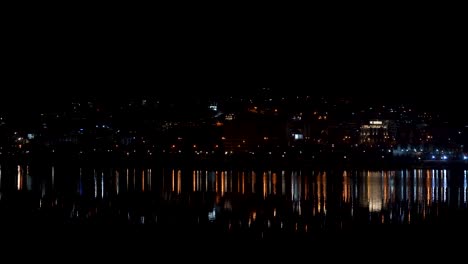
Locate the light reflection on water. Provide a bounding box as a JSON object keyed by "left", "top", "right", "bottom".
{"left": 1, "top": 165, "right": 467, "bottom": 236}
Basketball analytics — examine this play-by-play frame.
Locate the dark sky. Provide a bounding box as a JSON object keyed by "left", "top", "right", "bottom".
{"left": 2, "top": 14, "right": 466, "bottom": 115}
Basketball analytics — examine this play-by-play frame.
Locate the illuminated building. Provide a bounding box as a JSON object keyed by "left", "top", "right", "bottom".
{"left": 360, "top": 120, "right": 397, "bottom": 147}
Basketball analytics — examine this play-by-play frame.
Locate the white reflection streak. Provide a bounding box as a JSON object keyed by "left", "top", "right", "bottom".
{"left": 197, "top": 171, "right": 203, "bottom": 191}
{"left": 52, "top": 166, "right": 55, "bottom": 189}
{"left": 399, "top": 171, "right": 404, "bottom": 201}
{"left": 368, "top": 171, "right": 383, "bottom": 213}
{"left": 203, "top": 171, "right": 208, "bottom": 191}
{"left": 133, "top": 169, "right": 136, "bottom": 191}
{"left": 17, "top": 165, "right": 22, "bottom": 190}
{"left": 442, "top": 170, "right": 447, "bottom": 202}
{"left": 229, "top": 170, "right": 233, "bottom": 193}
{"left": 101, "top": 171, "right": 104, "bottom": 198}
{"left": 94, "top": 169, "right": 97, "bottom": 198}
{"left": 268, "top": 171, "right": 272, "bottom": 195}
{"left": 115, "top": 170, "right": 119, "bottom": 195}
{"left": 418, "top": 169, "right": 423, "bottom": 203}
{"left": 292, "top": 171, "right": 297, "bottom": 201}
{"left": 436, "top": 169, "right": 440, "bottom": 202}
{"left": 78, "top": 168, "right": 83, "bottom": 196}
{"left": 126, "top": 169, "right": 129, "bottom": 191}
{"left": 413, "top": 170, "right": 417, "bottom": 202}
{"left": 224, "top": 171, "right": 228, "bottom": 194}
{"left": 26, "top": 166, "right": 32, "bottom": 191}
{"left": 431, "top": 169, "right": 435, "bottom": 202}
{"left": 237, "top": 171, "right": 241, "bottom": 193}
{"left": 404, "top": 171, "right": 409, "bottom": 201}
{"left": 464, "top": 170, "right": 467, "bottom": 204}
{"left": 148, "top": 169, "right": 152, "bottom": 191}
{"left": 141, "top": 170, "right": 145, "bottom": 192}
{"left": 282, "top": 171, "right": 286, "bottom": 195}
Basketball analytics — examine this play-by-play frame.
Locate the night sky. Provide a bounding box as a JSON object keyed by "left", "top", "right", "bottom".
{"left": 2, "top": 14, "right": 466, "bottom": 117}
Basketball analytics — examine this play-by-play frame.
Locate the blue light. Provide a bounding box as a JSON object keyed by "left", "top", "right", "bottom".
{"left": 463, "top": 156, "right": 467, "bottom": 160}
{"left": 442, "top": 155, "right": 448, "bottom": 160}
{"left": 432, "top": 155, "right": 436, "bottom": 159}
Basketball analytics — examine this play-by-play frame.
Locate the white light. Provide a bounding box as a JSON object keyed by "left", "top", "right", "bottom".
{"left": 208, "top": 209, "right": 216, "bottom": 221}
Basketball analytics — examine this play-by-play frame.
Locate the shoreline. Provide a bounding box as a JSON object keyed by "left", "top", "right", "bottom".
{"left": 2, "top": 156, "right": 467, "bottom": 170}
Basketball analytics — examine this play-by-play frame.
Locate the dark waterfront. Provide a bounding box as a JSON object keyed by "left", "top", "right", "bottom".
{"left": 1, "top": 163, "right": 467, "bottom": 250}
{"left": 1, "top": 94, "right": 467, "bottom": 256}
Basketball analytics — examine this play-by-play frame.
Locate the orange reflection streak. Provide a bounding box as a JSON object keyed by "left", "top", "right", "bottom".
{"left": 317, "top": 172, "right": 322, "bottom": 213}
{"left": 272, "top": 172, "right": 277, "bottom": 195}
{"left": 177, "top": 170, "right": 182, "bottom": 194}
{"left": 383, "top": 171, "right": 388, "bottom": 206}
{"left": 193, "top": 170, "right": 196, "bottom": 192}
{"left": 366, "top": 171, "right": 370, "bottom": 209}
{"left": 17, "top": 165, "right": 22, "bottom": 190}
{"left": 322, "top": 172, "right": 327, "bottom": 213}
{"left": 215, "top": 171, "right": 219, "bottom": 193}
{"left": 251, "top": 171, "right": 256, "bottom": 193}
{"left": 221, "top": 171, "right": 225, "bottom": 196}
{"left": 426, "top": 169, "right": 432, "bottom": 206}
{"left": 142, "top": 170, "right": 145, "bottom": 192}
{"left": 242, "top": 172, "right": 245, "bottom": 194}
{"left": 342, "top": 171, "right": 349, "bottom": 203}
{"left": 172, "top": 169, "right": 175, "bottom": 192}
{"left": 263, "top": 172, "right": 268, "bottom": 199}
